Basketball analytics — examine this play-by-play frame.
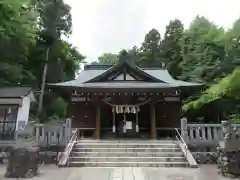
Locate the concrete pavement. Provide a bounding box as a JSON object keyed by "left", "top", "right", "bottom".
{"left": 0, "top": 164, "right": 237, "bottom": 180}
{"left": 143, "top": 165, "right": 235, "bottom": 180}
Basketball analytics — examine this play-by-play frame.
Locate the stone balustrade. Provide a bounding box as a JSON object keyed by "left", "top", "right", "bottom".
{"left": 33, "top": 118, "right": 72, "bottom": 146}
{"left": 9, "top": 118, "right": 73, "bottom": 148}
{"left": 181, "top": 118, "right": 240, "bottom": 146}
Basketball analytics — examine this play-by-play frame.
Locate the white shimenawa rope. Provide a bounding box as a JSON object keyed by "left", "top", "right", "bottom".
{"left": 101, "top": 99, "right": 150, "bottom": 133}
{"left": 101, "top": 99, "right": 150, "bottom": 107}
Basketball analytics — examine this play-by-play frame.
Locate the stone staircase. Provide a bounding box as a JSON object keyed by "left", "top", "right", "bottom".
{"left": 68, "top": 140, "right": 190, "bottom": 167}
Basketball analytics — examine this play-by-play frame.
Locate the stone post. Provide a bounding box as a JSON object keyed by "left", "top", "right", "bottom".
{"left": 217, "top": 120, "right": 240, "bottom": 177}
{"left": 35, "top": 126, "right": 39, "bottom": 145}
{"left": 65, "top": 118, "right": 72, "bottom": 144}
{"left": 181, "top": 117, "right": 188, "bottom": 141}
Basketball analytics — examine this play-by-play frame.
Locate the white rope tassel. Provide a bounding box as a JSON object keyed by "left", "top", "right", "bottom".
{"left": 136, "top": 111, "right": 139, "bottom": 132}
{"left": 123, "top": 125, "right": 126, "bottom": 133}
{"left": 130, "top": 106, "right": 133, "bottom": 113}
{"left": 137, "top": 106, "right": 140, "bottom": 112}
{"left": 8, "top": 108, "right": 12, "bottom": 114}
{"left": 120, "top": 106, "right": 123, "bottom": 113}
{"left": 124, "top": 106, "right": 127, "bottom": 113}
{"left": 136, "top": 124, "right": 139, "bottom": 132}
{"left": 126, "top": 106, "right": 130, "bottom": 113}
{"left": 133, "top": 106, "right": 136, "bottom": 114}
{"left": 112, "top": 125, "right": 116, "bottom": 132}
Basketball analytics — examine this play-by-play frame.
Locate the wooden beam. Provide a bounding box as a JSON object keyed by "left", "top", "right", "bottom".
{"left": 0, "top": 98, "right": 22, "bottom": 105}
{"left": 95, "top": 106, "right": 101, "bottom": 139}
{"left": 150, "top": 103, "right": 157, "bottom": 139}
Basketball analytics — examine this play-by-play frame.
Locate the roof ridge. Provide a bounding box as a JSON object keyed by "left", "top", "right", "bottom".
{"left": 84, "top": 65, "right": 165, "bottom": 71}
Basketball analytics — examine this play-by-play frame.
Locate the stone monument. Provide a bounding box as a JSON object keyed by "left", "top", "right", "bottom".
{"left": 217, "top": 120, "right": 240, "bottom": 178}
{"left": 5, "top": 123, "right": 41, "bottom": 178}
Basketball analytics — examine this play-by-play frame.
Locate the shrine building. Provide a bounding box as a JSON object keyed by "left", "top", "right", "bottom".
{"left": 50, "top": 51, "right": 201, "bottom": 139}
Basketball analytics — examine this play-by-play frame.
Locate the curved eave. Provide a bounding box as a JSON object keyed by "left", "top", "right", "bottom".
{"left": 47, "top": 82, "right": 201, "bottom": 94}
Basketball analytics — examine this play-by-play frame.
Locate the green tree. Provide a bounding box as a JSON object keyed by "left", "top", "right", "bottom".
{"left": 0, "top": 0, "right": 38, "bottom": 85}
{"left": 30, "top": 0, "right": 84, "bottom": 121}
{"left": 179, "top": 16, "right": 225, "bottom": 84}
{"left": 98, "top": 53, "right": 118, "bottom": 65}
{"left": 138, "top": 29, "right": 162, "bottom": 66}
{"left": 31, "top": 0, "right": 74, "bottom": 85}
{"left": 34, "top": 0, "right": 72, "bottom": 39}
{"left": 160, "top": 19, "right": 184, "bottom": 78}
{"left": 223, "top": 18, "right": 240, "bottom": 74}
{"left": 46, "top": 40, "right": 85, "bottom": 83}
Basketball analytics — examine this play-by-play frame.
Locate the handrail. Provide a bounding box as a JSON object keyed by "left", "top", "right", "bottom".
{"left": 58, "top": 128, "right": 79, "bottom": 167}
{"left": 175, "top": 128, "right": 188, "bottom": 147}
{"left": 174, "top": 128, "right": 198, "bottom": 168}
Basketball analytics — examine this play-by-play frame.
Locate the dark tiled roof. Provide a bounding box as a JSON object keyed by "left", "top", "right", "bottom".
{"left": 50, "top": 68, "right": 201, "bottom": 88}
{"left": 49, "top": 58, "right": 202, "bottom": 89}
{"left": 51, "top": 81, "right": 175, "bottom": 88}
{"left": 0, "top": 87, "right": 32, "bottom": 98}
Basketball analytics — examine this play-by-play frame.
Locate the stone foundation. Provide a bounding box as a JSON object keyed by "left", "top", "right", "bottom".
{"left": 217, "top": 121, "right": 240, "bottom": 178}
{"left": 188, "top": 144, "right": 218, "bottom": 164}
{"left": 188, "top": 144, "right": 217, "bottom": 152}
{"left": 192, "top": 152, "right": 217, "bottom": 164}
{"left": 4, "top": 147, "right": 40, "bottom": 178}
{"left": 217, "top": 148, "right": 240, "bottom": 178}
{"left": 0, "top": 145, "right": 65, "bottom": 165}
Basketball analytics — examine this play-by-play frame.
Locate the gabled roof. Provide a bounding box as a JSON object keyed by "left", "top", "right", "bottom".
{"left": 85, "top": 51, "right": 163, "bottom": 83}
{"left": 0, "top": 87, "right": 32, "bottom": 98}
{"left": 49, "top": 51, "right": 202, "bottom": 89}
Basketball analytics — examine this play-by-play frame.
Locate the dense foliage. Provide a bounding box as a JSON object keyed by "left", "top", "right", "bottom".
{"left": 0, "top": 0, "right": 85, "bottom": 121}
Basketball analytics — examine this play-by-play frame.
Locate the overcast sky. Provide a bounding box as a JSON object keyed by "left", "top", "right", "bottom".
{"left": 65, "top": 0, "right": 240, "bottom": 63}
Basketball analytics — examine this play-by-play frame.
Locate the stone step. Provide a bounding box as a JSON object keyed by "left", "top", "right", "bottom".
{"left": 69, "top": 156, "right": 186, "bottom": 162}
{"left": 71, "top": 147, "right": 180, "bottom": 153}
{"left": 68, "top": 161, "right": 189, "bottom": 167}
{"left": 76, "top": 140, "right": 176, "bottom": 144}
{"left": 74, "top": 143, "right": 177, "bottom": 148}
{"left": 71, "top": 151, "right": 184, "bottom": 157}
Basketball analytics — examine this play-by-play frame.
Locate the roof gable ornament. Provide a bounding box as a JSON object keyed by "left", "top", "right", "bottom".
{"left": 161, "top": 62, "right": 166, "bottom": 69}
{"left": 118, "top": 50, "right": 134, "bottom": 66}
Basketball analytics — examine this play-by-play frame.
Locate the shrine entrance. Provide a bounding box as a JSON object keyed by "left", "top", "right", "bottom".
{"left": 116, "top": 111, "right": 139, "bottom": 138}
{"left": 108, "top": 104, "right": 142, "bottom": 139}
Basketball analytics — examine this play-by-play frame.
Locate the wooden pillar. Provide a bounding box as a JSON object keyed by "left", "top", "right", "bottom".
{"left": 95, "top": 106, "right": 100, "bottom": 139}
{"left": 150, "top": 103, "right": 157, "bottom": 139}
